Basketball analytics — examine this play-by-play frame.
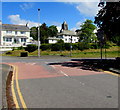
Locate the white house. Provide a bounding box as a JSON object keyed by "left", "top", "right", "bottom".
{"left": 48, "top": 21, "right": 79, "bottom": 44}
{"left": 0, "top": 21, "right": 30, "bottom": 46}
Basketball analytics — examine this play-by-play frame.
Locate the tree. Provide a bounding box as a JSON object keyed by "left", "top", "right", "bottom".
{"left": 57, "top": 39, "right": 64, "bottom": 44}
{"left": 48, "top": 25, "right": 58, "bottom": 37}
{"left": 30, "top": 23, "right": 58, "bottom": 44}
{"left": 78, "top": 19, "right": 97, "bottom": 43}
{"left": 94, "top": 1, "right": 120, "bottom": 45}
{"left": 30, "top": 27, "right": 38, "bottom": 40}
{"left": 40, "top": 23, "right": 49, "bottom": 44}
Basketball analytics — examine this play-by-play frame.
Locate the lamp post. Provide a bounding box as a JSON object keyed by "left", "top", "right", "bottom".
{"left": 70, "top": 36, "right": 72, "bottom": 57}
{"left": 38, "top": 8, "right": 40, "bottom": 57}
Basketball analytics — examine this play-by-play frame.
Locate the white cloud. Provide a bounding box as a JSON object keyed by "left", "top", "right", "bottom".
{"left": 70, "top": 21, "right": 83, "bottom": 32}
{"left": 55, "top": 0, "right": 99, "bottom": 2}
{"left": 54, "top": 1, "right": 100, "bottom": 17}
{"left": 8, "top": 14, "right": 39, "bottom": 28}
{"left": 76, "top": 2, "right": 100, "bottom": 17}
{"left": 20, "top": 3, "right": 34, "bottom": 11}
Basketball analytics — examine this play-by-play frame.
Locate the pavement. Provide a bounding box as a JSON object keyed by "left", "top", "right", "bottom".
{"left": 1, "top": 56, "right": 120, "bottom": 109}
{"left": 0, "top": 63, "right": 11, "bottom": 109}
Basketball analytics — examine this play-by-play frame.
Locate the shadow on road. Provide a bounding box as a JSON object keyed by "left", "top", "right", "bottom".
{"left": 48, "top": 58, "right": 120, "bottom": 74}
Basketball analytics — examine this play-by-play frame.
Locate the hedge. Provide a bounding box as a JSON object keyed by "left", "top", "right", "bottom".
{"left": 25, "top": 44, "right": 38, "bottom": 52}
{"left": 39, "top": 42, "right": 110, "bottom": 51}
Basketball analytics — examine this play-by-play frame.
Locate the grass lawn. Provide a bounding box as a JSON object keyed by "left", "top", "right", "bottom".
{"left": 1, "top": 46, "right": 120, "bottom": 58}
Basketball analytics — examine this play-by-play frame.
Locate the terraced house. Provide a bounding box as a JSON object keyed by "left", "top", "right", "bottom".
{"left": 0, "top": 21, "right": 30, "bottom": 46}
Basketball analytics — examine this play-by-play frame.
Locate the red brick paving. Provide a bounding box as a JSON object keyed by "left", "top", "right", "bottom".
{"left": 51, "top": 64, "right": 104, "bottom": 76}
{"left": 5, "top": 62, "right": 105, "bottom": 80}
{"left": 7, "top": 62, "right": 63, "bottom": 80}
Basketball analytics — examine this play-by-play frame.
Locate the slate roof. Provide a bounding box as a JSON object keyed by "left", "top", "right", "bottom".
{"left": 58, "top": 30, "right": 77, "bottom": 36}
{"left": 3, "top": 35, "right": 28, "bottom": 38}
{"left": 2, "top": 24, "right": 30, "bottom": 31}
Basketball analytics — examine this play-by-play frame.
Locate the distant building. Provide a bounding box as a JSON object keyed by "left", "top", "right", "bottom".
{"left": 48, "top": 21, "right": 79, "bottom": 44}
{"left": 0, "top": 21, "right": 30, "bottom": 46}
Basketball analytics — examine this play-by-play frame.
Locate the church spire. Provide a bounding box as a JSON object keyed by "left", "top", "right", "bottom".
{"left": 62, "top": 21, "right": 68, "bottom": 30}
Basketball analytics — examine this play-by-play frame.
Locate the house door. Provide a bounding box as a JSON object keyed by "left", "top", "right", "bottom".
{"left": 14, "top": 38, "right": 19, "bottom": 43}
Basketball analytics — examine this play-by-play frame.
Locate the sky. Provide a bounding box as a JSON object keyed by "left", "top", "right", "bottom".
{"left": 1, "top": 1, "right": 101, "bottom": 32}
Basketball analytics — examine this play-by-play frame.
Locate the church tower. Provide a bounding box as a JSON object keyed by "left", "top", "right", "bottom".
{"left": 61, "top": 21, "right": 68, "bottom": 30}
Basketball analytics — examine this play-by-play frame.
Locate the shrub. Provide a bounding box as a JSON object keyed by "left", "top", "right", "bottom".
{"left": 72, "top": 43, "right": 78, "bottom": 50}
{"left": 90, "top": 43, "right": 100, "bottom": 49}
{"left": 6, "top": 51, "right": 12, "bottom": 55}
{"left": 57, "top": 39, "right": 64, "bottom": 43}
{"left": 78, "top": 42, "right": 90, "bottom": 51}
{"left": 51, "top": 43, "right": 64, "bottom": 51}
{"left": 20, "top": 52, "right": 28, "bottom": 57}
{"left": 41, "top": 44, "right": 51, "bottom": 51}
{"left": 64, "top": 43, "right": 71, "bottom": 51}
{"left": 17, "top": 46, "right": 24, "bottom": 50}
{"left": 25, "top": 44, "right": 37, "bottom": 52}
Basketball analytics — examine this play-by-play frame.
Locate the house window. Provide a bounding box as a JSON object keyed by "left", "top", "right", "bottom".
{"left": 3, "top": 37, "right": 5, "bottom": 41}
{"left": 6, "top": 31, "right": 12, "bottom": 33}
{"left": 74, "top": 39, "right": 76, "bottom": 41}
{"left": 65, "top": 39, "right": 67, "bottom": 41}
{"left": 21, "top": 31, "right": 26, "bottom": 34}
{"left": 15, "top": 31, "right": 17, "bottom": 35}
{"left": 21, "top": 38, "right": 26, "bottom": 42}
{"left": 6, "top": 38, "right": 12, "bottom": 42}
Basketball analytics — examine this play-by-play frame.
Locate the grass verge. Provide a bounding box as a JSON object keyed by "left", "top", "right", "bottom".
{"left": 1, "top": 46, "right": 120, "bottom": 58}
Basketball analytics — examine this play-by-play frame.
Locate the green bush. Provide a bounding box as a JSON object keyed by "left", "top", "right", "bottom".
{"left": 51, "top": 43, "right": 64, "bottom": 51}
{"left": 41, "top": 44, "right": 51, "bottom": 51}
{"left": 6, "top": 51, "right": 12, "bottom": 55}
{"left": 64, "top": 43, "right": 71, "bottom": 50}
{"left": 90, "top": 43, "right": 100, "bottom": 49}
{"left": 20, "top": 52, "right": 28, "bottom": 57}
{"left": 78, "top": 42, "right": 90, "bottom": 51}
{"left": 72, "top": 43, "right": 78, "bottom": 50}
{"left": 57, "top": 39, "right": 64, "bottom": 44}
{"left": 25, "top": 44, "right": 37, "bottom": 52}
{"left": 17, "top": 46, "right": 24, "bottom": 50}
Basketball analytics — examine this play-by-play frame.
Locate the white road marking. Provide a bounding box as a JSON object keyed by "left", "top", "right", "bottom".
{"left": 51, "top": 65, "right": 56, "bottom": 69}
{"left": 60, "top": 70, "right": 69, "bottom": 77}
{"left": 31, "top": 63, "right": 36, "bottom": 65}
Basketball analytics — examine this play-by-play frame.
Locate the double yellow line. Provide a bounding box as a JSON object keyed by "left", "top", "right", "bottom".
{"left": 104, "top": 70, "right": 120, "bottom": 77}
{"left": 10, "top": 64, "right": 28, "bottom": 109}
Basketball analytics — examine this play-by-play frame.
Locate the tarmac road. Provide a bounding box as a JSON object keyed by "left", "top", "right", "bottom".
{"left": 0, "top": 63, "right": 11, "bottom": 109}
{"left": 2, "top": 56, "right": 119, "bottom": 109}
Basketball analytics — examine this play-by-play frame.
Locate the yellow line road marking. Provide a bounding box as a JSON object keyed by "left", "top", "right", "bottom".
{"left": 15, "top": 66, "right": 28, "bottom": 109}
{"left": 104, "top": 71, "right": 120, "bottom": 77}
{"left": 9, "top": 64, "right": 28, "bottom": 109}
{"left": 11, "top": 65, "right": 20, "bottom": 109}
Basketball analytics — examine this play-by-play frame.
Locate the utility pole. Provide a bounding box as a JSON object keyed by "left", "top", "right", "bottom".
{"left": 38, "top": 8, "right": 40, "bottom": 57}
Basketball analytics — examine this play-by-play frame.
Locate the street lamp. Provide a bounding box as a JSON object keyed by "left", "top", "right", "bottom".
{"left": 38, "top": 8, "right": 40, "bottom": 57}
{"left": 70, "top": 36, "right": 72, "bottom": 57}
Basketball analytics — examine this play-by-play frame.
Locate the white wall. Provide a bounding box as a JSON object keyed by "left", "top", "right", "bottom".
{"left": 48, "top": 35, "right": 79, "bottom": 44}
{"left": 48, "top": 39, "right": 57, "bottom": 44}
{"left": 1, "top": 30, "right": 30, "bottom": 46}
